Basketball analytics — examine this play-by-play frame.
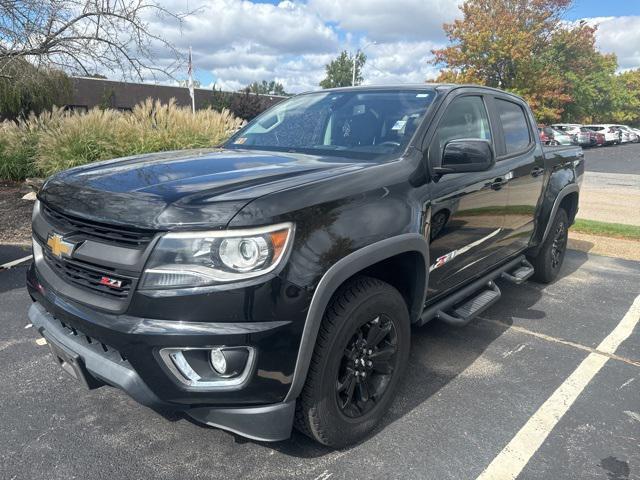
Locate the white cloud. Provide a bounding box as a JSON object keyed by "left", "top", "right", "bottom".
{"left": 156, "top": 0, "right": 338, "bottom": 55}
{"left": 308, "top": 0, "right": 461, "bottom": 42}
{"left": 583, "top": 16, "right": 640, "bottom": 70}
{"left": 146, "top": 0, "right": 341, "bottom": 92}
{"left": 363, "top": 41, "right": 442, "bottom": 84}
{"left": 140, "top": 2, "right": 639, "bottom": 94}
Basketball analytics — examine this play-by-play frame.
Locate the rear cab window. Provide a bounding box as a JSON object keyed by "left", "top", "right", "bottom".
{"left": 496, "top": 98, "right": 531, "bottom": 154}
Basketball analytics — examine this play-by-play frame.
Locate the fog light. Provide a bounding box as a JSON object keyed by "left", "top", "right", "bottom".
{"left": 210, "top": 348, "right": 227, "bottom": 375}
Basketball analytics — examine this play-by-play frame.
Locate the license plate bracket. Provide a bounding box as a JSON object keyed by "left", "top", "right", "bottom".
{"left": 45, "top": 336, "right": 102, "bottom": 389}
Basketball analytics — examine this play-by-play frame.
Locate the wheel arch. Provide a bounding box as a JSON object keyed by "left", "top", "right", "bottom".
{"left": 541, "top": 184, "right": 579, "bottom": 244}
{"left": 283, "top": 233, "right": 429, "bottom": 403}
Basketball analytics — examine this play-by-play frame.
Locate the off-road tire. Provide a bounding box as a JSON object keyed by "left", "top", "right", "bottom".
{"left": 529, "top": 207, "right": 569, "bottom": 284}
{"left": 294, "top": 276, "right": 410, "bottom": 448}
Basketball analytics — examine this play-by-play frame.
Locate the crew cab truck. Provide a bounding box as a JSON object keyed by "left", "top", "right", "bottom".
{"left": 27, "top": 85, "right": 583, "bottom": 448}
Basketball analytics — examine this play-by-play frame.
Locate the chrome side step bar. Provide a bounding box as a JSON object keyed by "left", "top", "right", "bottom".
{"left": 500, "top": 258, "right": 534, "bottom": 284}
{"left": 417, "top": 255, "right": 530, "bottom": 327}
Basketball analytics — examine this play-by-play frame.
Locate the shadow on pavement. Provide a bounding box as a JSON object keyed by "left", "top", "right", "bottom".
{"left": 267, "top": 250, "right": 590, "bottom": 458}
{"left": 2, "top": 247, "right": 590, "bottom": 461}
{"left": 480, "top": 248, "right": 589, "bottom": 323}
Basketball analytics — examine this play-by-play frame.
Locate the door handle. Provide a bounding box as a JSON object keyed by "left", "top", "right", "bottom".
{"left": 530, "top": 167, "right": 545, "bottom": 177}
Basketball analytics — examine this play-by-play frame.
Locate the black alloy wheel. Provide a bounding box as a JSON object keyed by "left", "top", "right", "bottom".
{"left": 550, "top": 218, "right": 568, "bottom": 270}
{"left": 295, "top": 276, "right": 410, "bottom": 448}
{"left": 336, "top": 315, "right": 398, "bottom": 418}
{"left": 528, "top": 207, "right": 569, "bottom": 284}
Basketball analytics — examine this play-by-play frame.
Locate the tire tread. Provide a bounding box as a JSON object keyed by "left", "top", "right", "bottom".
{"left": 294, "top": 276, "right": 397, "bottom": 446}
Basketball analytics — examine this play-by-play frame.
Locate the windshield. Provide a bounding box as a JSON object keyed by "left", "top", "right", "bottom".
{"left": 225, "top": 89, "right": 436, "bottom": 160}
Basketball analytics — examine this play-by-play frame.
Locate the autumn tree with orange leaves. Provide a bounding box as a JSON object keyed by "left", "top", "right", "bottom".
{"left": 431, "top": 0, "right": 628, "bottom": 123}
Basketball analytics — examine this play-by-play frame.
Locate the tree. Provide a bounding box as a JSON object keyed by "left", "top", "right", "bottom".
{"left": 610, "top": 70, "right": 640, "bottom": 125}
{"left": 0, "top": 0, "right": 188, "bottom": 81}
{"left": 0, "top": 58, "right": 71, "bottom": 120}
{"left": 320, "top": 50, "right": 366, "bottom": 89}
{"left": 432, "top": 0, "right": 577, "bottom": 122}
{"left": 545, "top": 23, "right": 621, "bottom": 123}
{"left": 248, "top": 80, "right": 288, "bottom": 96}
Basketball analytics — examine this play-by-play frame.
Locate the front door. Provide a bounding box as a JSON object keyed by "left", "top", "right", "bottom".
{"left": 425, "top": 94, "right": 510, "bottom": 298}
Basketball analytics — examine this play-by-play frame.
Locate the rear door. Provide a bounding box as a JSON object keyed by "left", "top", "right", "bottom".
{"left": 492, "top": 96, "right": 545, "bottom": 255}
{"left": 426, "top": 93, "right": 510, "bottom": 297}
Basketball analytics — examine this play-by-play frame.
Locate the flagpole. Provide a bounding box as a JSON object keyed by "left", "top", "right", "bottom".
{"left": 188, "top": 46, "right": 195, "bottom": 114}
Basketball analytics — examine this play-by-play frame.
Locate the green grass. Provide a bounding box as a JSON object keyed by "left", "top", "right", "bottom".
{"left": 573, "top": 219, "right": 640, "bottom": 241}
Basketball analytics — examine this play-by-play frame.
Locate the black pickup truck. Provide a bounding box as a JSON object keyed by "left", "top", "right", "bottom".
{"left": 27, "top": 85, "right": 583, "bottom": 447}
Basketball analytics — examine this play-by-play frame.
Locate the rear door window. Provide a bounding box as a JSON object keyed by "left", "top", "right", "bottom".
{"left": 496, "top": 99, "right": 531, "bottom": 154}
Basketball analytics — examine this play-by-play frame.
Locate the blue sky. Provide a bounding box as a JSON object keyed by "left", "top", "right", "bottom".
{"left": 564, "top": 0, "right": 639, "bottom": 19}
{"left": 150, "top": 0, "right": 640, "bottom": 93}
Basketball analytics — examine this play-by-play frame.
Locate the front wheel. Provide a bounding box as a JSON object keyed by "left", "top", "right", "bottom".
{"left": 295, "top": 276, "right": 410, "bottom": 448}
{"left": 528, "top": 208, "right": 569, "bottom": 284}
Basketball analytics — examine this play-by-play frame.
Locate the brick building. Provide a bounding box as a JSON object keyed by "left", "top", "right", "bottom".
{"left": 68, "top": 76, "right": 286, "bottom": 115}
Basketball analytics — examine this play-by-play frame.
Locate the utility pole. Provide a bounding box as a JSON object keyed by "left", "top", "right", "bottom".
{"left": 351, "top": 41, "right": 376, "bottom": 87}
{"left": 352, "top": 51, "right": 358, "bottom": 87}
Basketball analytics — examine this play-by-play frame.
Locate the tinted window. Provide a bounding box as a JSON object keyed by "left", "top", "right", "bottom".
{"left": 432, "top": 96, "right": 491, "bottom": 156}
{"left": 497, "top": 99, "right": 531, "bottom": 153}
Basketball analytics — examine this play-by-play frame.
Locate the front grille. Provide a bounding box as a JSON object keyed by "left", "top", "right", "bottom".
{"left": 42, "top": 203, "right": 155, "bottom": 247}
{"left": 43, "top": 248, "right": 132, "bottom": 299}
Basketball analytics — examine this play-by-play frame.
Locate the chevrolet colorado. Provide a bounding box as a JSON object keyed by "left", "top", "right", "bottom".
{"left": 27, "top": 85, "right": 583, "bottom": 447}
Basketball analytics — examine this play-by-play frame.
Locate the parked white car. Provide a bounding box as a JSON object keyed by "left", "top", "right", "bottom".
{"left": 583, "top": 124, "right": 621, "bottom": 145}
{"left": 615, "top": 125, "right": 639, "bottom": 143}
{"left": 551, "top": 123, "right": 582, "bottom": 137}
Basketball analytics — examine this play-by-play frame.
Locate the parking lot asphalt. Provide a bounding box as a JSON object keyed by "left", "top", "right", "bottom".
{"left": 584, "top": 142, "right": 640, "bottom": 176}
{"left": 1, "top": 248, "right": 638, "bottom": 480}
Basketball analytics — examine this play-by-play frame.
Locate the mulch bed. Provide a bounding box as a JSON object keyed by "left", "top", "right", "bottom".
{"left": 0, "top": 181, "right": 34, "bottom": 245}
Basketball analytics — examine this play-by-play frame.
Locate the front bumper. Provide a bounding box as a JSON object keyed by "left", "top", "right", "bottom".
{"left": 28, "top": 300, "right": 296, "bottom": 442}
{"left": 27, "top": 261, "right": 306, "bottom": 441}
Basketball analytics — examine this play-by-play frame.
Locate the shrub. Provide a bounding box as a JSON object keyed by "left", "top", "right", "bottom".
{"left": 0, "top": 128, "right": 38, "bottom": 180}
{"left": 122, "top": 98, "right": 244, "bottom": 154}
{"left": 0, "top": 108, "right": 66, "bottom": 179}
{"left": 36, "top": 108, "right": 127, "bottom": 176}
{"left": 229, "top": 88, "right": 271, "bottom": 120}
{"left": 0, "top": 99, "right": 245, "bottom": 180}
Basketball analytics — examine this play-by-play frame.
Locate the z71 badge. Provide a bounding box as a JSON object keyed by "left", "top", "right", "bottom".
{"left": 99, "top": 276, "right": 123, "bottom": 288}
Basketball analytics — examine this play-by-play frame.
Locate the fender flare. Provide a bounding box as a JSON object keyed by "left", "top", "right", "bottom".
{"left": 541, "top": 183, "right": 579, "bottom": 244}
{"left": 283, "top": 233, "right": 429, "bottom": 403}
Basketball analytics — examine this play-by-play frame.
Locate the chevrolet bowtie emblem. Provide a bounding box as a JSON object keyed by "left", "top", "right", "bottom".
{"left": 47, "top": 233, "right": 75, "bottom": 259}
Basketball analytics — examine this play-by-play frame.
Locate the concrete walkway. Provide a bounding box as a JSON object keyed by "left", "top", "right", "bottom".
{"left": 578, "top": 172, "right": 640, "bottom": 226}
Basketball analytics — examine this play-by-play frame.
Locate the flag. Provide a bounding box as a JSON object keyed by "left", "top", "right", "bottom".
{"left": 187, "top": 46, "right": 195, "bottom": 113}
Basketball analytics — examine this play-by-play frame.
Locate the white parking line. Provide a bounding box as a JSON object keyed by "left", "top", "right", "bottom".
{"left": 0, "top": 254, "right": 33, "bottom": 270}
{"left": 476, "top": 293, "right": 640, "bottom": 480}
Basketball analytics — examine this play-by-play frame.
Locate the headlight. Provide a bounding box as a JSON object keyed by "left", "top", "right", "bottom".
{"left": 140, "top": 223, "right": 294, "bottom": 289}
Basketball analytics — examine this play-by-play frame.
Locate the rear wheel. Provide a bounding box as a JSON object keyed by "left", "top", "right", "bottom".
{"left": 295, "top": 276, "right": 410, "bottom": 448}
{"left": 528, "top": 208, "right": 569, "bottom": 284}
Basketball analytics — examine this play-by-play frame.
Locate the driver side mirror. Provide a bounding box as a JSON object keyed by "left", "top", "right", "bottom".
{"left": 433, "top": 139, "right": 495, "bottom": 175}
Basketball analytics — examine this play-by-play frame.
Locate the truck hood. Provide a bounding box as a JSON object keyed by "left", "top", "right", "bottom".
{"left": 39, "top": 148, "right": 369, "bottom": 230}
